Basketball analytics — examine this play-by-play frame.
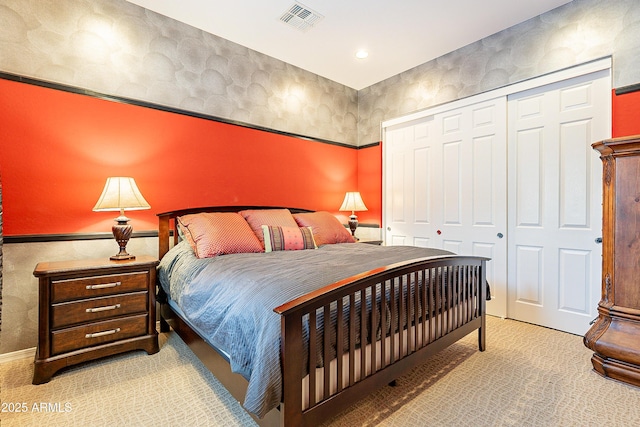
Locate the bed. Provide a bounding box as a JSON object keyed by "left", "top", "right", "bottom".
{"left": 156, "top": 206, "right": 489, "bottom": 427}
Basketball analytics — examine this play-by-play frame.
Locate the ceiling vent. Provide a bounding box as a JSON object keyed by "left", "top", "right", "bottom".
{"left": 279, "top": 3, "right": 324, "bottom": 32}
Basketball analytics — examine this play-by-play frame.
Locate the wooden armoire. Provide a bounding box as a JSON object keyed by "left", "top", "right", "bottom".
{"left": 584, "top": 135, "right": 640, "bottom": 387}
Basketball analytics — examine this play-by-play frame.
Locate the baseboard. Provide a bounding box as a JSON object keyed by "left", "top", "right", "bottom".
{"left": 0, "top": 347, "right": 35, "bottom": 364}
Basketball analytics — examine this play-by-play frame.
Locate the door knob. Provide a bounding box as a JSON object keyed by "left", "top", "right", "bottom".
{"left": 387, "top": 227, "right": 391, "bottom": 231}
{"left": 595, "top": 237, "right": 603, "bottom": 244}
{"left": 497, "top": 233, "right": 504, "bottom": 238}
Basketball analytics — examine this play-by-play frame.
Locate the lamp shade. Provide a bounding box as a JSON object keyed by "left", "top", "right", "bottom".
{"left": 339, "top": 191, "right": 368, "bottom": 214}
{"left": 93, "top": 177, "right": 150, "bottom": 212}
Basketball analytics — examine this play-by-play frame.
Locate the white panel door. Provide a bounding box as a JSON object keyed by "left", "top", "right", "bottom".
{"left": 433, "top": 98, "right": 508, "bottom": 318}
{"left": 384, "top": 116, "right": 438, "bottom": 247}
{"left": 507, "top": 69, "right": 610, "bottom": 335}
{"left": 384, "top": 98, "right": 508, "bottom": 318}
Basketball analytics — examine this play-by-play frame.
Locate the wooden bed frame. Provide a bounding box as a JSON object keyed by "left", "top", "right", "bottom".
{"left": 156, "top": 206, "right": 488, "bottom": 427}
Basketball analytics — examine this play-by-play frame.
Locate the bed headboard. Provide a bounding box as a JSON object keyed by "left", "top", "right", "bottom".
{"left": 157, "top": 206, "right": 314, "bottom": 260}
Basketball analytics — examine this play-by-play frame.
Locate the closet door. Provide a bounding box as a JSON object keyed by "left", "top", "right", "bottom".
{"left": 384, "top": 116, "right": 438, "bottom": 248}
{"left": 384, "top": 98, "right": 508, "bottom": 318}
{"left": 507, "top": 69, "right": 610, "bottom": 335}
{"left": 434, "top": 99, "right": 507, "bottom": 318}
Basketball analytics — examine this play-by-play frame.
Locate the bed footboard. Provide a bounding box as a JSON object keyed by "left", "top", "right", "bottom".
{"left": 274, "top": 255, "right": 487, "bottom": 427}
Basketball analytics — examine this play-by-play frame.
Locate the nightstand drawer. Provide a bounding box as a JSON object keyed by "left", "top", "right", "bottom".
{"left": 51, "top": 271, "right": 149, "bottom": 303}
{"left": 51, "top": 291, "right": 148, "bottom": 329}
{"left": 51, "top": 314, "right": 148, "bottom": 356}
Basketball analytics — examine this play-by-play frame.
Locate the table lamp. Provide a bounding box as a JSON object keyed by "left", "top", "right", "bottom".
{"left": 339, "top": 191, "right": 368, "bottom": 238}
{"left": 93, "top": 177, "right": 150, "bottom": 260}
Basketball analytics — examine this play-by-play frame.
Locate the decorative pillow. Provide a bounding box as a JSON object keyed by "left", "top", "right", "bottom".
{"left": 262, "top": 225, "right": 317, "bottom": 252}
{"left": 239, "top": 209, "right": 298, "bottom": 248}
{"left": 177, "top": 212, "right": 263, "bottom": 258}
{"left": 293, "top": 211, "right": 356, "bottom": 246}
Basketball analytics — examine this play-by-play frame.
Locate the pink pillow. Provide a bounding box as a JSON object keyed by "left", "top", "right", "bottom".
{"left": 239, "top": 209, "right": 298, "bottom": 248}
{"left": 293, "top": 211, "right": 356, "bottom": 246}
{"left": 262, "top": 225, "right": 317, "bottom": 252}
{"left": 177, "top": 212, "right": 263, "bottom": 258}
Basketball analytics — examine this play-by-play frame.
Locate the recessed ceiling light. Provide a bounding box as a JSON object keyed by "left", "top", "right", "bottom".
{"left": 356, "top": 50, "right": 369, "bottom": 59}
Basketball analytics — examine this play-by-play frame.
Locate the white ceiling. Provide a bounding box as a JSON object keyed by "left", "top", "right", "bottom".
{"left": 126, "top": 0, "right": 573, "bottom": 90}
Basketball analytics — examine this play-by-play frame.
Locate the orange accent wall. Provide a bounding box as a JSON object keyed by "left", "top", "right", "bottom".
{"left": 356, "top": 144, "right": 382, "bottom": 226}
{"left": 612, "top": 88, "right": 640, "bottom": 137}
{"left": 0, "top": 78, "right": 360, "bottom": 236}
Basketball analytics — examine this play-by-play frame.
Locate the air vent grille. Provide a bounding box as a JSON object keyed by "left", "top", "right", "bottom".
{"left": 279, "top": 3, "right": 324, "bottom": 32}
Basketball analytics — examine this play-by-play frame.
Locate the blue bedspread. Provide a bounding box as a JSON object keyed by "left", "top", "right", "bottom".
{"left": 158, "top": 241, "right": 452, "bottom": 418}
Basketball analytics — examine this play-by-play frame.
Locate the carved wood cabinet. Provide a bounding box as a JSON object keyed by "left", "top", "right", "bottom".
{"left": 584, "top": 135, "right": 640, "bottom": 387}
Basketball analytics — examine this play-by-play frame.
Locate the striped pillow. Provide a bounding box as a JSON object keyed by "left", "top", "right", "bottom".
{"left": 177, "top": 212, "right": 263, "bottom": 258}
{"left": 262, "top": 225, "right": 317, "bottom": 252}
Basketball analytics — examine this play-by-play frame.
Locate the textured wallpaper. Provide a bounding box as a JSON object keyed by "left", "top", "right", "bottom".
{"left": 0, "top": 0, "right": 359, "bottom": 145}
{"left": 358, "top": 0, "right": 640, "bottom": 144}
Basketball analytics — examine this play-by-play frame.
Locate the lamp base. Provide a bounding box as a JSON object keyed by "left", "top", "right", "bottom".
{"left": 110, "top": 253, "right": 136, "bottom": 261}
{"left": 111, "top": 216, "right": 135, "bottom": 261}
{"left": 348, "top": 214, "right": 359, "bottom": 240}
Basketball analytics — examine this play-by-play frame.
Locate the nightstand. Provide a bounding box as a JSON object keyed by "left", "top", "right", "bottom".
{"left": 32, "top": 256, "right": 159, "bottom": 384}
{"left": 358, "top": 239, "right": 383, "bottom": 245}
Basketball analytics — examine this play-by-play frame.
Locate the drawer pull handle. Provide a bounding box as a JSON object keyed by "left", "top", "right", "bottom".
{"left": 86, "top": 281, "right": 121, "bottom": 290}
{"left": 85, "top": 328, "right": 120, "bottom": 339}
{"left": 86, "top": 304, "right": 121, "bottom": 313}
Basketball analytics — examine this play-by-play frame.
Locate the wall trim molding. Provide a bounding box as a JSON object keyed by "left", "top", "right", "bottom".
{"left": 615, "top": 83, "right": 640, "bottom": 96}
{"left": 0, "top": 71, "right": 371, "bottom": 150}
{"left": 0, "top": 346, "right": 34, "bottom": 364}
{"left": 358, "top": 141, "right": 381, "bottom": 149}
{"left": 3, "top": 231, "right": 159, "bottom": 244}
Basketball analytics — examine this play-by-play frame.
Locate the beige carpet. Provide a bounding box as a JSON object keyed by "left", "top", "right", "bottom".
{"left": 2, "top": 316, "right": 639, "bottom": 426}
